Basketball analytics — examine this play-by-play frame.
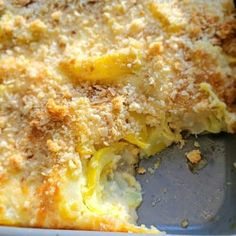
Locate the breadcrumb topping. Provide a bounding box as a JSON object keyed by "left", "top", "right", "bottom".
{"left": 0, "top": 0, "right": 235, "bottom": 232}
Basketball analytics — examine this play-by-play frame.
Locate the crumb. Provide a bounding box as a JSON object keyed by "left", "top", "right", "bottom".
{"left": 47, "top": 139, "right": 61, "bottom": 153}
{"left": 46, "top": 98, "right": 68, "bottom": 120}
{"left": 186, "top": 149, "right": 202, "bottom": 164}
{"left": 137, "top": 167, "right": 146, "bottom": 175}
{"left": 148, "top": 41, "right": 163, "bottom": 57}
{"left": 178, "top": 139, "right": 186, "bottom": 149}
{"left": 180, "top": 219, "right": 189, "bottom": 228}
{"left": 128, "top": 18, "right": 145, "bottom": 35}
{"left": 51, "top": 11, "right": 62, "bottom": 22}
{"left": 112, "top": 96, "right": 124, "bottom": 113}
{"left": 147, "top": 167, "right": 155, "bottom": 174}
{"left": 194, "top": 141, "right": 200, "bottom": 148}
{"left": 29, "top": 19, "right": 47, "bottom": 34}
{"left": 154, "top": 158, "right": 161, "bottom": 169}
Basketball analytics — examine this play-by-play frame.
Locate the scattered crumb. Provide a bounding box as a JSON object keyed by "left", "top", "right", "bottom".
{"left": 148, "top": 41, "right": 163, "bottom": 57}
{"left": 137, "top": 167, "right": 146, "bottom": 175}
{"left": 178, "top": 139, "right": 186, "bottom": 149}
{"left": 194, "top": 141, "right": 200, "bottom": 148}
{"left": 186, "top": 149, "right": 202, "bottom": 164}
{"left": 46, "top": 98, "right": 68, "bottom": 120}
{"left": 147, "top": 167, "right": 155, "bottom": 175}
{"left": 154, "top": 158, "right": 161, "bottom": 170}
{"left": 186, "top": 149, "right": 208, "bottom": 173}
{"left": 51, "top": 11, "right": 62, "bottom": 22}
{"left": 180, "top": 219, "right": 189, "bottom": 228}
{"left": 47, "top": 139, "right": 61, "bottom": 153}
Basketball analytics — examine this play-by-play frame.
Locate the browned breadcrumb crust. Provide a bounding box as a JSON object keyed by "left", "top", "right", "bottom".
{"left": 0, "top": 0, "right": 235, "bottom": 232}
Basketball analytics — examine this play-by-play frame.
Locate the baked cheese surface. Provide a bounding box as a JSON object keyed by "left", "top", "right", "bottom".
{"left": 0, "top": 0, "right": 235, "bottom": 233}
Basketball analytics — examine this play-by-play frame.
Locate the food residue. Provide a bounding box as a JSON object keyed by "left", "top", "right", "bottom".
{"left": 194, "top": 141, "right": 200, "bottom": 148}
{"left": 186, "top": 149, "right": 202, "bottom": 164}
{"left": 137, "top": 167, "right": 146, "bottom": 175}
{"left": 180, "top": 219, "right": 189, "bottom": 228}
{"left": 154, "top": 158, "right": 161, "bottom": 170}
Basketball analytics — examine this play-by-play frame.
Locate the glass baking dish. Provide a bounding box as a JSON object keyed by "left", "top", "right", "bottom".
{"left": 0, "top": 134, "right": 235, "bottom": 235}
